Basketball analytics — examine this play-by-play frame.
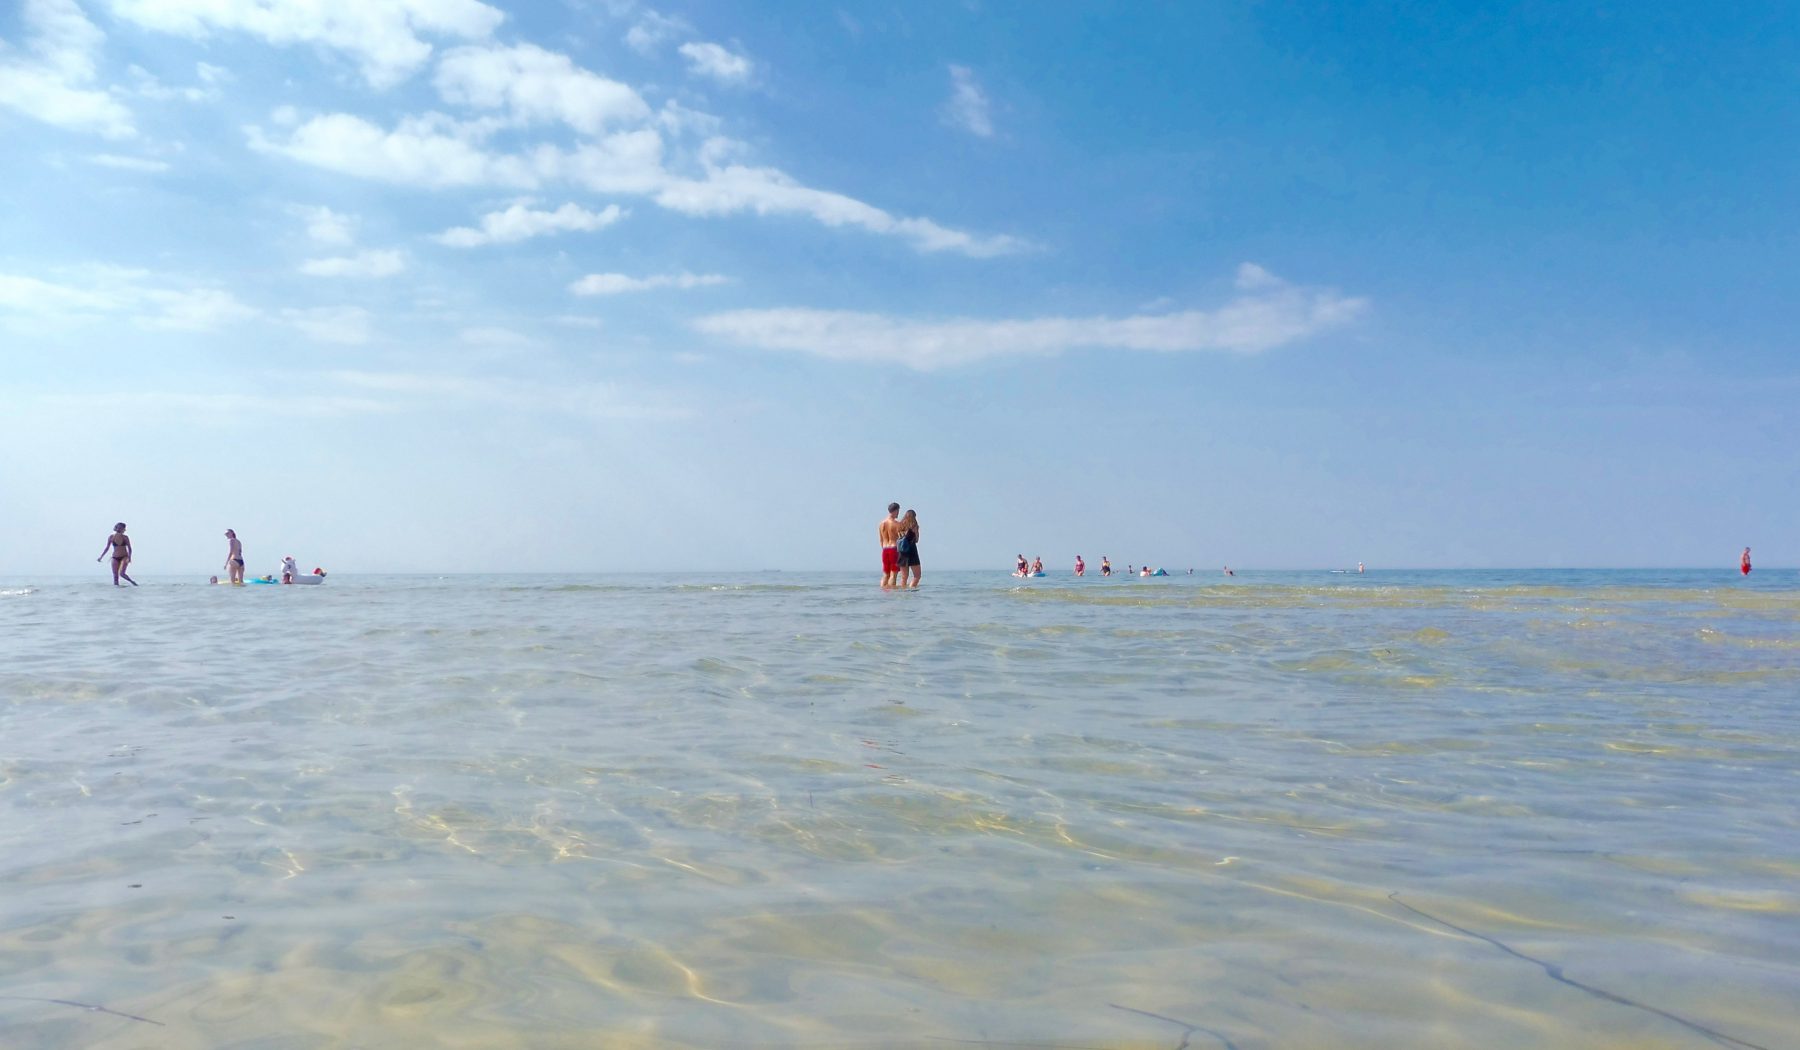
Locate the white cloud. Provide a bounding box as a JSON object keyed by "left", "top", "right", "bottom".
{"left": 623, "top": 9, "right": 687, "bottom": 55}
{"left": 570, "top": 271, "right": 728, "bottom": 296}
{"left": 299, "top": 249, "right": 405, "bottom": 278}
{"left": 0, "top": 0, "right": 135, "bottom": 139}
{"left": 1234, "top": 261, "right": 1283, "bottom": 290}
{"left": 656, "top": 99, "right": 721, "bottom": 138}
{"left": 106, "top": 0, "right": 506, "bottom": 88}
{"left": 127, "top": 63, "right": 216, "bottom": 101}
{"left": 249, "top": 112, "right": 536, "bottom": 188}
{"left": 458, "top": 325, "right": 530, "bottom": 346}
{"left": 655, "top": 162, "right": 1027, "bottom": 256}
{"left": 434, "top": 43, "right": 649, "bottom": 134}
{"left": 248, "top": 46, "right": 1019, "bottom": 257}
{"left": 0, "top": 272, "right": 117, "bottom": 314}
{"left": 552, "top": 314, "right": 604, "bottom": 329}
{"left": 693, "top": 265, "right": 1368, "bottom": 370}
{"left": 34, "top": 390, "right": 392, "bottom": 418}
{"left": 944, "top": 65, "right": 993, "bottom": 138}
{"left": 678, "top": 41, "right": 751, "bottom": 83}
{"left": 142, "top": 286, "right": 258, "bottom": 329}
{"left": 295, "top": 204, "right": 356, "bottom": 245}
{"left": 283, "top": 305, "right": 371, "bottom": 344}
{"left": 88, "top": 153, "right": 170, "bottom": 172}
{"left": 327, "top": 369, "right": 689, "bottom": 420}
{"left": 0, "top": 267, "right": 254, "bottom": 330}
{"left": 436, "top": 201, "right": 624, "bottom": 247}
{"left": 536, "top": 130, "right": 667, "bottom": 193}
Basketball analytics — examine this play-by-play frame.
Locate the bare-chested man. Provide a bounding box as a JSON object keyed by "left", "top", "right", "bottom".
{"left": 878, "top": 502, "right": 902, "bottom": 588}
{"left": 224, "top": 529, "right": 245, "bottom": 584}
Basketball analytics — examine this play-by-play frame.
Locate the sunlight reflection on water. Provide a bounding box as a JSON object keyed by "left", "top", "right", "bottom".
{"left": 1, "top": 570, "right": 1796, "bottom": 1048}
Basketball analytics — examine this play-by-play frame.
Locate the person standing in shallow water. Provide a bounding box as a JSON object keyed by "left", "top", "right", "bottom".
{"left": 97, "top": 522, "right": 136, "bottom": 586}
{"left": 223, "top": 529, "right": 245, "bottom": 585}
{"left": 878, "top": 502, "right": 902, "bottom": 588}
{"left": 895, "top": 509, "right": 921, "bottom": 588}
{"left": 1742, "top": 547, "right": 1752, "bottom": 576}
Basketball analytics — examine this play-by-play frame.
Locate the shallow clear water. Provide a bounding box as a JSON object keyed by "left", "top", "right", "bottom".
{"left": 1, "top": 570, "right": 1796, "bottom": 1049}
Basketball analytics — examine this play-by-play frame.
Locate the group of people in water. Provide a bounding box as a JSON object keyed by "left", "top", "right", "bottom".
{"left": 878, "top": 503, "right": 923, "bottom": 589}
{"left": 1018, "top": 554, "right": 1171, "bottom": 577}
{"left": 97, "top": 522, "right": 324, "bottom": 586}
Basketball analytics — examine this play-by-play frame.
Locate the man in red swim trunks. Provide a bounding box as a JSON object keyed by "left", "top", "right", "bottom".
{"left": 1742, "top": 547, "right": 1752, "bottom": 576}
{"left": 878, "top": 502, "right": 902, "bottom": 588}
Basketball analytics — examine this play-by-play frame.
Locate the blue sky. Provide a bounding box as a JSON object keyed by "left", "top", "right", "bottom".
{"left": 3, "top": 0, "right": 1795, "bottom": 574}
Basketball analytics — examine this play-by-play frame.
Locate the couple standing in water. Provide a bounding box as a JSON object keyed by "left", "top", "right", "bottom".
{"left": 878, "top": 502, "right": 922, "bottom": 589}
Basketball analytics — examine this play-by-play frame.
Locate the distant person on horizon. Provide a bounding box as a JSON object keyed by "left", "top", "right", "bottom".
{"left": 1031, "top": 556, "right": 1043, "bottom": 575}
{"left": 1016, "top": 554, "right": 1028, "bottom": 576}
{"left": 97, "top": 522, "right": 136, "bottom": 586}
{"left": 1224, "top": 566, "right": 1234, "bottom": 576}
{"left": 1100, "top": 556, "right": 1111, "bottom": 577}
{"left": 224, "top": 529, "right": 245, "bottom": 584}
{"left": 1074, "top": 555, "right": 1085, "bottom": 577}
{"left": 896, "top": 510, "right": 921, "bottom": 588}
{"left": 878, "top": 502, "right": 902, "bottom": 588}
{"left": 1357, "top": 561, "right": 1365, "bottom": 574}
{"left": 1742, "top": 547, "right": 1752, "bottom": 576}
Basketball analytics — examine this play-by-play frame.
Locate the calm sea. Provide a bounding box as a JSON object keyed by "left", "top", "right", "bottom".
{"left": 1, "top": 570, "right": 1796, "bottom": 1049}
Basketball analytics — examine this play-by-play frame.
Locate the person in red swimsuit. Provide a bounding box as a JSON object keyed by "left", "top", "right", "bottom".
{"left": 1741, "top": 547, "right": 1752, "bottom": 576}
{"left": 878, "top": 502, "right": 902, "bottom": 587}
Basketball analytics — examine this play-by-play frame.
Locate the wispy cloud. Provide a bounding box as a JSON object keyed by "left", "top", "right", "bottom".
{"left": 107, "top": 0, "right": 505, "bottom": 87}
{"left": 299, "top": 249, "right": 406, "bottom": 278}
{"left": 436, "top": 201, "right": 624, "bottom": 247}
{"left": 30, "top": 390, "right": 393, "bottom": 419}
{"left": 678, "top": 41, "right": 752, "bottom": 84}
{"left": 570, "top": 272, "right": 729, "bottom": 296}
{"left": 694, "top": 264, "right": 1368, "bottom": 370}
{"left": 248, "top": 113, "right": 539, "bottom": 188}
{"left": 240, "top": 33, "right": 1019, "bottom": 255}
{"left": 328, "top": 370, "right": 690, "bottom": 420}
{"left": 295, "top": 204, "right": 356, "bottom": 245}
{"left": 944, "top": 65, "right": 993, "bottom": 138}
{"left": 0, "top": 0, "right": 135, "bottom": 139}
{"left": 0, "top": 267, "right": 255, "bottom": 330}
{"left": 654, "top": 161, "right": 1028, "bottom": 256}
{"left": 126, "top": 63, "right": 218, "bottom": 102}
{"left": 87, "top": 153, "right": 170, "bottom": 172}
{"left": 623, "top": 8, "right": 689, "bottom": 55}
{"left": 434, "top": 43, "right": 649, "bottom": 134}
{"left": 282, "top": 305, "right": 372, "bottom": 344}
{"left": 458, "top": 325, "right": 531, "bottom": 347}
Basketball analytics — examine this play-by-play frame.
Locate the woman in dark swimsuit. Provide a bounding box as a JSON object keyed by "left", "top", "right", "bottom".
{"left": 896, "top": 510, "right": 921, "bottom": 588}
{"left": 97, "top": 522, "right": 137, "bottom": 586}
